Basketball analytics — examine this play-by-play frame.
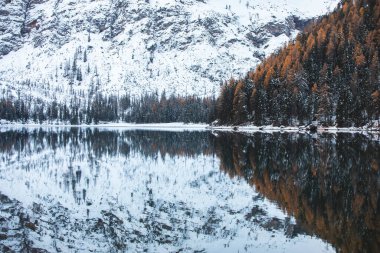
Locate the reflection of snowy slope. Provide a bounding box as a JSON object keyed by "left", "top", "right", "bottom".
{"left": 0, "top": 129, "right": 334, "bottom": 252}
{"left": 0, "top": 0, "right": 339, "bottom": 103}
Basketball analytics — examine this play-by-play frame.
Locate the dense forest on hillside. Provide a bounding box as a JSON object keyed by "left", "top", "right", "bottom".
{"left": 0, "top": 92, "right": 215, "bottom": 124}
{"left": 216, "top": 0, "right": 380, "bottom": 127}
{"left": 126, "top": 92, "right": 215, "bottom": 123}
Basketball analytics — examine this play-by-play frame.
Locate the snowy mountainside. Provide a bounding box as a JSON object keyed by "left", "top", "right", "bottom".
{"left": 0, "top": 0, "right": 339, "bottom": 103}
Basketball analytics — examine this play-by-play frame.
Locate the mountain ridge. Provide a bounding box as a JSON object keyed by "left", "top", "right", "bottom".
{"left": 0, "top": 0, "right": 338, "bottom": 103}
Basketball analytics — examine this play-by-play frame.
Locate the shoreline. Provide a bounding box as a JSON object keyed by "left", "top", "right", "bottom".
{"left": 0, "top": 122, "right": 209, "bottom": 132}
{"left": 0, "top": 122, "right": 379, "bottom": 133}
{"left": 209, "top": 125, "right": 380, "bottom": 134}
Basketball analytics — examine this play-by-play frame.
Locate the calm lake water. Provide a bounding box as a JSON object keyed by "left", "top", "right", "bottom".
{"left": 0, "top": 128, "right": 379, "bottom": 253}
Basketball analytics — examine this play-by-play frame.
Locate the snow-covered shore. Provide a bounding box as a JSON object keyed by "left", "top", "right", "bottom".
{"left": 209, "top": 124, "right": 380, "bottom": 134}
{"left": 0, "top": 121, "right": 209, "bottom": 132}
{"left": 0, "top": 120, "right": 379, "bottom": 134}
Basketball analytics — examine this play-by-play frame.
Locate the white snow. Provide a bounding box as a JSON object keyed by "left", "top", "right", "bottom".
{"left": 0, "top": 0, "right": 339, "bottom": 104}
{"left": 1, "top": 121, "right": 379, "bottom": 135}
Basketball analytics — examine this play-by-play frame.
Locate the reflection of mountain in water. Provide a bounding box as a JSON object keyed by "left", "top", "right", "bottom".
{"left": 0, "top": 128, "right": 216, "bottom": 206}
{"left": 0, "top": 128, "right": 213, "bottom": 201}
{"left": 0, "top": 128, "right": 378, "bottom": 252}
{"left": 216, "top": 132, "right": 380, "bottom": 253}
{"left": 5, "top": 128, "right": 314, "bottom": 252}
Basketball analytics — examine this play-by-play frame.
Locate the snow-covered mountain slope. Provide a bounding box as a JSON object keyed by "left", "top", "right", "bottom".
{"left": 0, "top": 0, "right": 339, "bottom": 102}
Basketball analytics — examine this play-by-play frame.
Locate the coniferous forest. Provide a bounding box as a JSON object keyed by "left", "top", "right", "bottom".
{"left": 216, "top": 0, "right": 380, "bottom": 127}
{"left": 0, "top": 92, "right": 215, "bottom": 124}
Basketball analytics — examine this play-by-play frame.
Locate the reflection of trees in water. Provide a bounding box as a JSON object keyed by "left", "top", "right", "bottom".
{"left": 1, "top": 129, "right": 379, "bottom": 252}
{"left": 0, "top": 129, "right": 219, "bottom": 252}
{"left": 0, "top": 129, "right": 216, "bottom": 205}
{"left": 216, "top": 132, "right": 380, "bottom": 253}
{"left": 0, "top": 129, "right": 125, "bottom": 158}
{"left": 0, "top": 129, "right": 215, "bottom": 160}
{"left": 125, "top": 131, "right": 215, "bottom": 159}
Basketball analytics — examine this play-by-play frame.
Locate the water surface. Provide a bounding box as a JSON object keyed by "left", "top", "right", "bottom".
{"left": 0, "top": 128, "right": 378, "bottom": 252}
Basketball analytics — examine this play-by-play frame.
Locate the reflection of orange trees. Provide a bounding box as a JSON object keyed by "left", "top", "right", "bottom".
{"left": 216, "top": 132, "right": 380, "bottom": 253}
{"left": 216, "top": 133, "right": 250, "bottom": 179}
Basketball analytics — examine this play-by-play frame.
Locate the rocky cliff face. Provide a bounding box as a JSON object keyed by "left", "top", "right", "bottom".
{"left": 0, "top": 0, "right": 338, "bottom": 103}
